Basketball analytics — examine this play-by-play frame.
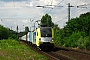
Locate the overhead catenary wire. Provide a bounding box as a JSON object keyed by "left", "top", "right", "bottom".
{"left": 44, "top": 0, "right": 54, "bottom": 13}
{"left": 46, "top": 0, "right": 64, "bottom": 14}
{"left": 33, "top": 0, "right": 54, "bottom": 21}
{"left": 32, "top": 0, "right": 64, "bottom": 25}
{"left": 55, "top": 7, "right": 88, "bottom": 24}
{"left": 70, "top": 0, "right": 88, "bottom": 18}
{"left": 35, "top": 0, "right": 65, "bottom": 22}
{"left": 32, "top": 0, "right": 46, "bottom": 21}
{"left": 55, "top": 6, "right": 89, "bottom": 25}
{"left": 54, "top": 0, "right": 88, "bottom": 24}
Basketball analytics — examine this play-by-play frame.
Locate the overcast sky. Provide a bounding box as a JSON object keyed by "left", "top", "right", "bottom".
{"left": 0, "top": 0, "right": 90, "bottom": 32}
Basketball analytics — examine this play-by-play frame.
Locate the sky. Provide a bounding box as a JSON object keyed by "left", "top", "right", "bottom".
{"left": 0, "top": 0, "right": 90, "bottom": 32}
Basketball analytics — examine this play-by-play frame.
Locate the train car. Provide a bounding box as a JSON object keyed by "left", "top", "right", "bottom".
{"left": 27, "top": 32, "right": 30, "bottom": 42}
{"left": 20, "top": 27, "right": 54, "bottom": 50}
{"left": 20, "top": 32, "right": 30, "bottom": 42}
{"left": 29, "top": 31, "right": 36, "bottom": 45}
{"left": 30, "top": 32, "right": 33, "bottom": 43}
{"left": 20, "top": 35, "right": 26, "bottom": 41}
{"left": 35, "top": 27, "right": 54, "bottom": 50}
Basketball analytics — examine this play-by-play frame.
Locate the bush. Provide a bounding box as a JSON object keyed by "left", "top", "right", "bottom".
{"left": 54, "top": 29, "right": 65, "bottom": 46}
{"left": 0, "top": 25, "right": 18, "bottom": 40}
{"left": 77, "top": 36, "right": 90, "bottom": 50}
{"left": 64, "top": 32, "right": 81, "bottom": 47}
{"left": 77, "top": 36, "right": 85, "bottom": 49}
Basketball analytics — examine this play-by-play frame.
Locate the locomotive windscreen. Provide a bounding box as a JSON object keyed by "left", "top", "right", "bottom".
{"left": 40, "top": 27, "right": 52, "bottom": 37}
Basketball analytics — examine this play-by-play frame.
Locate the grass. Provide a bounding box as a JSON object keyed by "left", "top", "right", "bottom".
{"left": 0, "top": 39, "right": 48, "bottom": 60}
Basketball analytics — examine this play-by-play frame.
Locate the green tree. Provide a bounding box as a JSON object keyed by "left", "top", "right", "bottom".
{"left": 64, "top": 12, "right": 90, "bottom": 36}
{"left": 25, "top": 26, "right": 29, "bottom": 34}
{"left": 53, "top": 12, "right": 90, "bottom": 49}
{"left": 0, "top": 25, "right": 17, "bottom": 40}
{"left": 54, "top": 28, "right": 65, "bottom": 46}
{"left": 41, "top": 14, "right": 54, "bottom": 27}
{"left": 63, "top": 12, "right": 90, "bottom": 49}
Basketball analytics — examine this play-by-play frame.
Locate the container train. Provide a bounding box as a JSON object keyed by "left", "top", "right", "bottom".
{"left": 20, "top": 27, "right": 54, "bottom": 50}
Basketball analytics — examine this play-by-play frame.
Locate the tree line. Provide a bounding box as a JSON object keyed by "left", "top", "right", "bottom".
{"left": 0, "top": 25, "right": 17, "bottom": 40}
{"left": 54, "top": 12, "right": 90, "bottom": 50}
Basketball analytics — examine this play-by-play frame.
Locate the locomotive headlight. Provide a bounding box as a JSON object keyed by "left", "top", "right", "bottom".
{"left": 52, "top": 38, "right": 54, "bottom": 42}
{"left": 52, "top": 40, "right": 54, "bottom": 42}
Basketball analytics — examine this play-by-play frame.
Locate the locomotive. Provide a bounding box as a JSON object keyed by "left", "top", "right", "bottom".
{"left": 20, "top": 27, "right": 54, "bottom": 50}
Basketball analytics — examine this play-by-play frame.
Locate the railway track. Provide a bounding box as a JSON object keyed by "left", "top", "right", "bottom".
{"left": 20, "top": 40, "right": 90, "bottom": 60}
{"left": 54, "top": 46, "right": 90, "bottom": 60}
{"left": 28, "top": 46, "right": 73, "bottom": 60}
{"left": 42, "top": 51, "right": 73, "bottom": 60}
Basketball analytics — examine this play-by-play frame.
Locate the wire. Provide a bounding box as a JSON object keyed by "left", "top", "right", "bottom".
{"left": 72, "top": 7, "right": 89, "bottom": 17}
{"left": 51, "top": 0, "right": 53, "bottom": 5}
{"left": 33, "top": 0, "right": 53, "bottom": 21}
{"left": 46, "top": 0, "right": 64, "bottom": 14}
{"left": 71, "top": 2, "right": 88, "bottom": 18}
{"left": 53, "top": 0, "right": 87, "bottom": 24}
{"left": 55, "top": 6, "right": 89, "bottom": 25}
{"left": 31, "top": 0, "right": 46, "bottom": 21}
{"left": 44, "top": 0, "right": 53, "bottom": 13}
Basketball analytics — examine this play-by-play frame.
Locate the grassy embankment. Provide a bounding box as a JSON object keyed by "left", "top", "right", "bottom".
{"left": 0, "top": 39, "right": 48, "bottom": 60}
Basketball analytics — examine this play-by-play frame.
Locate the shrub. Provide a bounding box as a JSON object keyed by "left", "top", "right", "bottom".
{"left": 54, "top": 29, "right": 65, "bottom": 46}
{"left": 77, "top": 36, "right": 90, "bottom": 50}
{"left": 77, "top": 36, "right": 85, "bottom": 49}
{"left": 64, "top": 32, "right": 81, "bottom": 47}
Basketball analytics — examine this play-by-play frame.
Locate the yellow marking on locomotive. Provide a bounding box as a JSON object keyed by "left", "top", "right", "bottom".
{"left": 36, "top": 28, "right": 41, "bottom": 46}
{"left": 51, "top": 28, "right": 54, "bottom": 43}
{"left": 52, "top": 28, "right": 54, "bottom": 38}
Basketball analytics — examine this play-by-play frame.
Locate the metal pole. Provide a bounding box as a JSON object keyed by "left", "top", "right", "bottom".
{"left": 68, "top": 3, "right": 70, "bottom": 21}
{"left": 68, "top": 3, "right": 74, "bottom": 21}
{"left": 11, "top": 26, "right": 12, "bottom": 30}
{"left": 30, "top": 27, "right": 31, "bottom": 31}
{"left": 32, "top": 23, "right": 35, "bottom": 31}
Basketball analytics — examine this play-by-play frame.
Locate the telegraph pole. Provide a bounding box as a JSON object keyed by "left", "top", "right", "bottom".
{"left": 30, "top": 18, "right": 33, "bottom": 31}
{"left": 16, "top": 25, "right": 18, "bottom": 33}
{"left": 30, "top": 27, "right": 31, "bottom": 31}
{"left": 68, "top": 3, "right": 74, "bottom": 21}
{"left": 30, "top": 18, "right": 31, "bottom": 31}
{"left": 68, "top": 3, "right": 70, "bottom": 21}
{"left": 32, "top": 23, "right": 35, "bottom": 31}
{"left": 16, "top": 25, "right": 19, "bottom": 40}
{"left": 33, "top": 23, "right": 35, "bottom": 31}
{"left": 11, "top": 26, "right": 12, "bottom": 30}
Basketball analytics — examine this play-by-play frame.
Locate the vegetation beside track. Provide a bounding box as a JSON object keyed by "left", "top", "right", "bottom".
{"left": 54, "top": 12, "right": 90, "bottom": 50}
{"left": 0, "top": 39, "right": 48, "bottom": 60}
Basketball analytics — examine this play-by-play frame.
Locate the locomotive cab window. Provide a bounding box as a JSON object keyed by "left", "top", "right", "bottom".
{"left": 40, "top": 27, "right": 52, "bottom": 37}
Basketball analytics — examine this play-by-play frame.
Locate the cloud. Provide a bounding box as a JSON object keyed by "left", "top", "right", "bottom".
{"left": 0, "top": 0, "right": 31, "bottom": 2}
{"left": 25, "top": 0, "right": 58, "bottom": 7}
{"left": 0, "top": 0, "right": 90, "bottom": 31}
{"left": 26, "top": 1, "right": 36, "bottom": 7}
{"left": 22, "top": 20, "right": 28, "bottom": 23}
{"left": 0, "top": 0, "right": 12, "bottom": 2}
{"left": 29, "top": 2, "right": 33, "bottom": 6}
